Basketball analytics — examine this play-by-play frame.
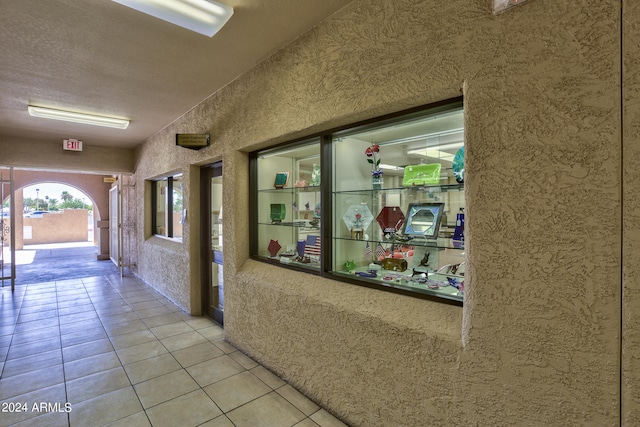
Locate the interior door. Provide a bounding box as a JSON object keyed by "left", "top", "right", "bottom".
{"left": 109, "top": 185, "right": 120, "bottom": 272}
{"left": 201, "top": 162, "right": 224, "bottom": 325}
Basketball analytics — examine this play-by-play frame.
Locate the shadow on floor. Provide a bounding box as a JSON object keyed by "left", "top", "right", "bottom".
{"left": 1, "top": 243, "right": 120, "bottom": 286}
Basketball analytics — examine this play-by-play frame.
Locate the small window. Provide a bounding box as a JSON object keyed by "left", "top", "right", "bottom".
{"left": 152, "top": 174, "right": 183, "bottom": 240}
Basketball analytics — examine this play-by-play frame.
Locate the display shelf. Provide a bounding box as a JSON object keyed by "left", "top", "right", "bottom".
{"left": 331, "top": 270, "right": 463, "bottom": 302}
{"left": 257, "top": 221, "right": 320, "bottom": 229}
{"left": 333, "top": 183, "right": 464, "bottom": 195}
{"left": 332, "top": 235, "right": 464, "bottom": 250}
{"left": 253, "top": 254, "right": 322, "bottom": 272}
{"left": 257, "top": 185, "right": 321, "bottom": 194}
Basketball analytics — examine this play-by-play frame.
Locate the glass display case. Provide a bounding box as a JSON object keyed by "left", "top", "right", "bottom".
{"left": 250, "top": 98, "right": 465, "bottom": 303}
{"left": 252, "top": 138, "right": 322, "bottom": 272}
{"left": 331, "top": 106, "right": 465, "bottom": 302}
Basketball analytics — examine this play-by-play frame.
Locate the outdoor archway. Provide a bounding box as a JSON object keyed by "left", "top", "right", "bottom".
{"left": 10, "top": 170, "right": 115, "bottom": 259}
{"left": 19, "top": 183, "right": 95, "bottom": 245}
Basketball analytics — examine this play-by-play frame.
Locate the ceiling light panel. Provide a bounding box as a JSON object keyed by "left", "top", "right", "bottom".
{"left": 112, "top": 0, "right": 234, "bottom": 37}
{"left": 28, "top": 106, "right": 130, "bottom": 129}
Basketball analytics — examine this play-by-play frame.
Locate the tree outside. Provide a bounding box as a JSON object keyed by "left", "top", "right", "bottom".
{"left": 22, "top": 187, "right": 92, "bottom": 213}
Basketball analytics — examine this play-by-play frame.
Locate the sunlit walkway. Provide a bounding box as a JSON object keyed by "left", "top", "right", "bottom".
{"left": 1, "top": 243, "right": 119, "bottom": 287}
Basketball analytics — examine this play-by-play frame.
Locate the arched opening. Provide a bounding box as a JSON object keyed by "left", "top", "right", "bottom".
{"left": 2, "top": 170, "right": 120, "bottom": 285}
{"left": 20, "top": 183, "right": 95, "bottom": 245}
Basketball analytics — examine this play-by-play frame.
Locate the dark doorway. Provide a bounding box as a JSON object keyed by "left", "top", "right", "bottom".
{"left": 201, "top": 162, "right": 224, "bottom": 325}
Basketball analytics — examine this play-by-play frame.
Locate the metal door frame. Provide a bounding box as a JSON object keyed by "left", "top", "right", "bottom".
{"left": 109, "top": 184, "right": 122, "bottom": 275}
{"left": 0, "top": 167, "right": 16, "bottom": 290}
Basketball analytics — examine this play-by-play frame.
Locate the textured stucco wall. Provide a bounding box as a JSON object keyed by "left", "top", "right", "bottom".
{"left": 459, "top": 1, "right": 620, "bottom": 424}
{"left": 133, "top": 129, "right": 221, "bottom": 312}
{"left": 623, "top": 0, "right": 640, "bottom": 423}
{"left": 23, "top": 209, "right": 88, "bottom": 244}
{"left": 132, "top": 0, "right": 627, "bottom": 425}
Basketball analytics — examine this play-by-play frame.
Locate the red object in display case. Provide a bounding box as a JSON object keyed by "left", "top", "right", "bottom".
{"left": 376, "top": 206, "right": 405, "bottom": 234}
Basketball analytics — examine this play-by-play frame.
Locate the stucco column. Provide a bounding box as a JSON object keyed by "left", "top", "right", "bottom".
{"left": 97, "top": 220, "right": 110, "bottom": 260}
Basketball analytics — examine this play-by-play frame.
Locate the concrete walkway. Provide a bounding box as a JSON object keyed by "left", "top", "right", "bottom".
{"left": 1, "top": 242, "right": 120, "bottom": 287}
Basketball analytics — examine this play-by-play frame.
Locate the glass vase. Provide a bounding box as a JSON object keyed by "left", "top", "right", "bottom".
{"left": 372, "top": 176, "right": 383, "bottom": 190}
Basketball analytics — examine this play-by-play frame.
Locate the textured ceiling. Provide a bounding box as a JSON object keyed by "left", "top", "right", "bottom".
{"left": 0, "top": 0, "right": 353, "bottom": 149}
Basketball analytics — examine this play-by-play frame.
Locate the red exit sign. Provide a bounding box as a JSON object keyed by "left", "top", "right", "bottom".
{"left": 63, "top": 139, "right": 83, "bottom": 151}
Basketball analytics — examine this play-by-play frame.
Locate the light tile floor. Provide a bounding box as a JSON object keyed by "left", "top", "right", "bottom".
{"left": 0, "top": 275, "right": 347, "bottom": 427}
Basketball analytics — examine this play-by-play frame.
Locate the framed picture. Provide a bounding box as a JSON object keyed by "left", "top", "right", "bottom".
{"left": 402, "top": 203, "right": 444, "bottom": 239}
{"left": 274, "top": 172, "right": 289, "bottom": 188}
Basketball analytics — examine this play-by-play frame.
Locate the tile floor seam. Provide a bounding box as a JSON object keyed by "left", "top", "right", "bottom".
{"left": 82, "top": 277, "right": 152, "bottom": 426}
{"left": 0, "top": 286, "right": 23, "bottom": 381}
{"left": 53, "top": 280, "right": 71, "bottom": 426}
{"left": 101, "top": 275, "right": 207, "bottom": 426}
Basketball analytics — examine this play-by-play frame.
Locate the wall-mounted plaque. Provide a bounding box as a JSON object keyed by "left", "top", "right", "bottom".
{"left": 176, "top": 133, "right": 210, "bottom": 150}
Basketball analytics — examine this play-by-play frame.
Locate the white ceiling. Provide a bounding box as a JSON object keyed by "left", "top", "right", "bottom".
{"left": 0, "top": 0, "right": 353, "bottom": 149}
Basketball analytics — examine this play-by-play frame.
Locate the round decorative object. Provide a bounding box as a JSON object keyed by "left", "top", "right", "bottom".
{"left": 452, "top": 146, "right": 464, "bottom": 183}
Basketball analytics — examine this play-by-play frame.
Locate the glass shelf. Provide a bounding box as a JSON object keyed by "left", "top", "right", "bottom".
{"left": 331, "top": 270, "right": 463, "bottom": 302}
{"left": 258, "top": 185, "right": 321, "bottom": 194}
{"left": 254, "top": 254, "right": 321, "bottom": 272}
{"left": 332, "top": 235, "right": 464, "bottom": 250}
{"left": 257, "top": 221, "right": 320, "bottom": 230}
{"left": 333, "top": 183, "right": 464, "bottom": 195}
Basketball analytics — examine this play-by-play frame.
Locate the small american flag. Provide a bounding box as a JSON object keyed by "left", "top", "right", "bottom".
{"left": 364, "top": 241, "right": 372, "bottom": 260}
{"left": 304, "top": 235, "right": 322, "bottom": 260}
{"left": 375, "top": 242, "right": 386, "bottom": 260}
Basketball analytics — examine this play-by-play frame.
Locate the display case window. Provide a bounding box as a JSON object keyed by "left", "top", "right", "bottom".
{"left": 250, "top": 138, "right": 322, "bottom": 272}
{"left": 249, "top": 97, "right": 465, "bottom": 304}
{"left": 152, "top": 173, "right": 184, "bottom": 240}
{"left": 332, "top": 103, "right": 464, "bottom": 302}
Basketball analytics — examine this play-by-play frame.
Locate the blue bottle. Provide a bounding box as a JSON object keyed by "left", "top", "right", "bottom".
{"left": 453, "top": 208, "right": 464, "bottom": 241}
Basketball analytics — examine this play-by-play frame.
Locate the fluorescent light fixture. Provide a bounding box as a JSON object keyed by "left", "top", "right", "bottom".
{"left": 379, "top": 164, "right": 404, "bottom": 171}
{"left": 407, "top": 142, "right": 464, "bottom": 162}
{"left": 112, "top": 0, "right": 233, "bottom": 37}
{"left": 28, "top": 106, "right": 130, "bottom": 129}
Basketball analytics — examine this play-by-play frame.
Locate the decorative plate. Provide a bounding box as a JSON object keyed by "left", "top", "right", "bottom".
{"left": 376, "top": 206, "right": 405, "bottom": 233}
{"left": 342, "top": 205, "right": 373, "bottom": 231}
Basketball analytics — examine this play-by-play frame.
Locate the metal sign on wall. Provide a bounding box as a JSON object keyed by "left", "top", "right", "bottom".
{"left": 63, "top": 138, "right": 83, "bottom": 151}
{"left": 176, "top": 133, "right": 210, "bottom": 150}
